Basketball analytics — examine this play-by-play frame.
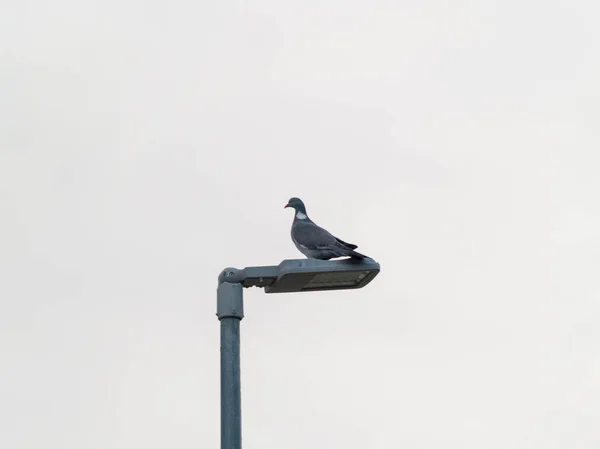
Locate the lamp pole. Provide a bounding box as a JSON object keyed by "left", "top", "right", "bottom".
{"left": 216, "top": 259, "right": 380, "bottom": 449}
{"left": 217, "top": 281, "right": 244, "bottom": 449}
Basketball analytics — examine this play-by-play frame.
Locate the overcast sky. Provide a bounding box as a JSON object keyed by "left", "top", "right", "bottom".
{"left": 1, "top": 1, "right": 599, "bottom": 448}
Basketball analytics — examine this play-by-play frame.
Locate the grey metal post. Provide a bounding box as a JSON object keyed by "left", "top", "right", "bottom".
{"left": 217, "top": 281, "right": 244, "bottom": 449}
{"left": 214, "top": 259, "right": 379, "bottom": 449}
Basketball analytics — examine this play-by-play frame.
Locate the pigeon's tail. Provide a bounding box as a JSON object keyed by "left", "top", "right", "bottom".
{"left": 335, "top": 237, "right": 358, "bottom": 250}
{"left": 334, "top": 239, "right": 368, "bottom": 260}
{"left": 348, "top": 249, "right": 368, "bottom": 260}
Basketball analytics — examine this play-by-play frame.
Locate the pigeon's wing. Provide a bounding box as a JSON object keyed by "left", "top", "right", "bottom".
{"left": 334, "top": 237, "right": 358, "bottom": 250}
{"left": 293, "top": 220, "right": 369, "bottom": 260}
{"left": 292, "top": 220, "right": 338, "bottom": 250}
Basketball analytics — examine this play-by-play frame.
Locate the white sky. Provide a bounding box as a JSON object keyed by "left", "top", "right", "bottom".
{"left": 1, "top": 1, "right": 599, "bottom": 448}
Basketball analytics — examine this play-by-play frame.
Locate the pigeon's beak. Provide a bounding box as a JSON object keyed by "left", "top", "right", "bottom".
{"left": 284, "top": 203, "right": 290, "bottom": 209}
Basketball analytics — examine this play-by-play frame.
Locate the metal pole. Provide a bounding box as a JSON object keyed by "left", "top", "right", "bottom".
{"left": 217, "top": 281, "right": 244, "bottom": 449}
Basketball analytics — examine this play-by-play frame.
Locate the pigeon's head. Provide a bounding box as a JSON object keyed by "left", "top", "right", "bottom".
{"left": 284, "top": 197, "right": 307, "bottom": 214}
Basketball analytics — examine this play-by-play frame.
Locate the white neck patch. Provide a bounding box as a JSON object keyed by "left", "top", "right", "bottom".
{"left": 296, "top": 211, "right": 307, "bottom": 220}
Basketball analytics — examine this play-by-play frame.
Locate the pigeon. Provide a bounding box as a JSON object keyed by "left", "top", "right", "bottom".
{"left": 284, "top": 197, "right": 369, "bottom": 260}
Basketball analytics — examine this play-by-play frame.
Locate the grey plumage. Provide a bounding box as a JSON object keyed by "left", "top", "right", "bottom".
{"left": 284, "top": 197, "right": 369, "bottom": 260}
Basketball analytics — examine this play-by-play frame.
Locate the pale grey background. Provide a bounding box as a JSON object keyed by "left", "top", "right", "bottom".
{"left": 1, "top": 0, "right": 599, "bottom": 448}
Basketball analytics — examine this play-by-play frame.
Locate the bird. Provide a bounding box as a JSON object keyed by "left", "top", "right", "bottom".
{"left": 284, "top": 197, "right": 369, "bottom": 260}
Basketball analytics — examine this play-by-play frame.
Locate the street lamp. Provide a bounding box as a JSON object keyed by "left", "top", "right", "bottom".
{"left": 216, "top": 258, "right": 381, "bottom": 449}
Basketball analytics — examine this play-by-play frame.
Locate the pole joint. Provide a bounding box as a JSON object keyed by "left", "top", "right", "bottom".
{"left": 218, "top": 267, "right": 246, "bottom": 285}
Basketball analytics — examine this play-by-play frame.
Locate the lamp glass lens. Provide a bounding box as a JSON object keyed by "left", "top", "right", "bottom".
{"left": 303, "top": 270, "right": 370, "bottom": 289}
